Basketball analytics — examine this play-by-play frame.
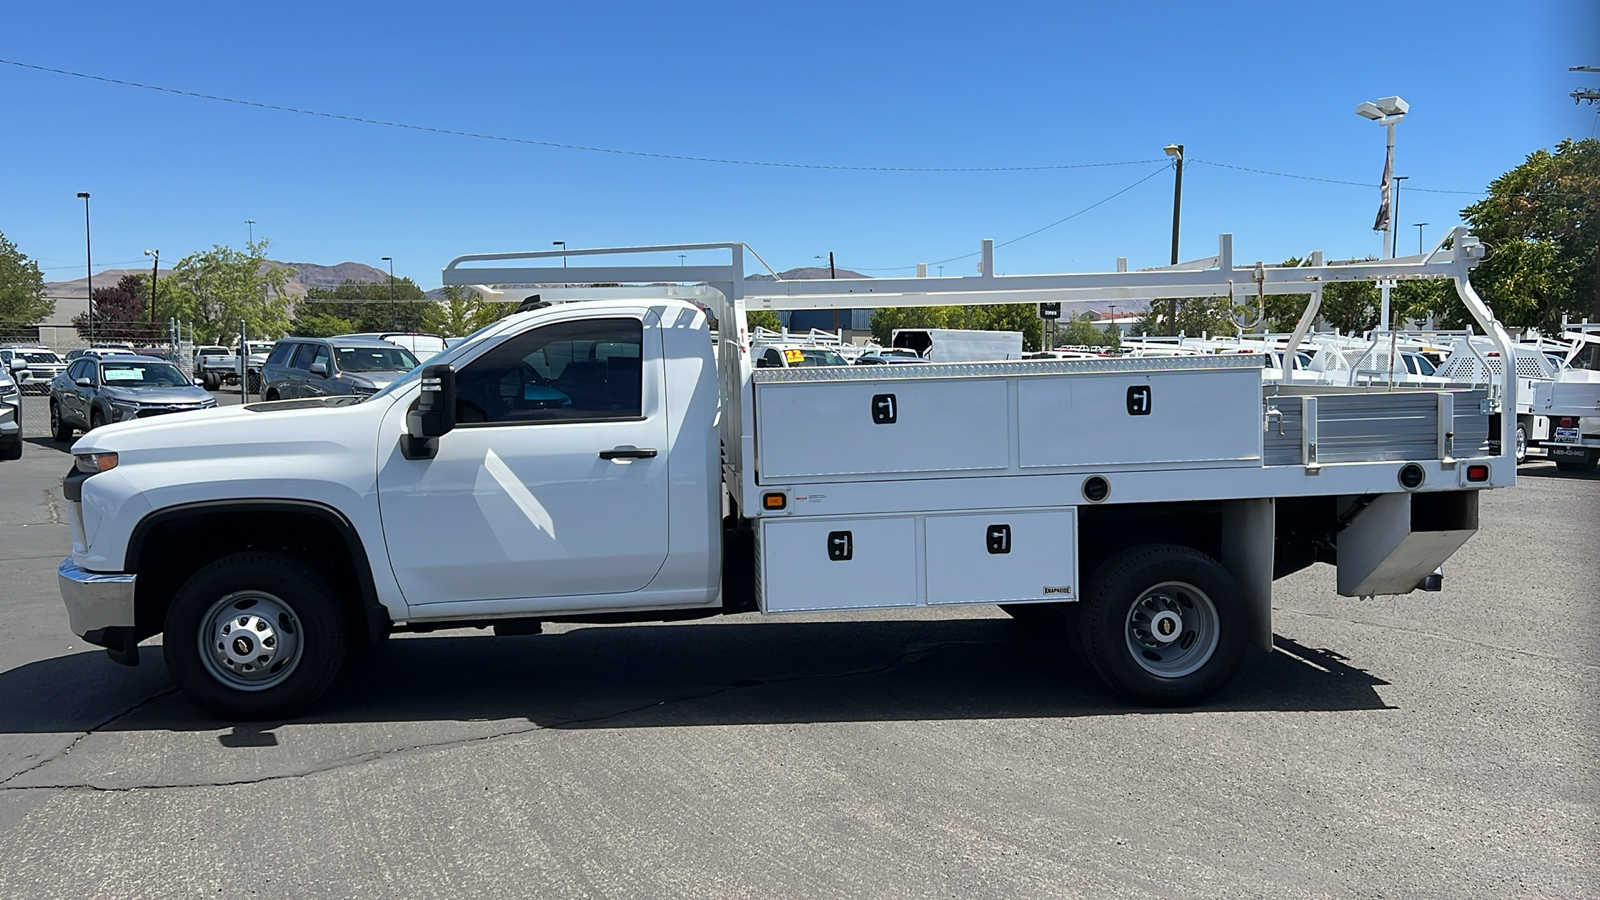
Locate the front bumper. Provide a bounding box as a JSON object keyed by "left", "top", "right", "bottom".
{"left": 58, "top": 558, "right": 136, "bottom": 637}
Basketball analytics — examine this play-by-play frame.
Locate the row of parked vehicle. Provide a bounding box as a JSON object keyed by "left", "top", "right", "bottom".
{"left": 4, "top": 333, "right": 448, "bottom": 444}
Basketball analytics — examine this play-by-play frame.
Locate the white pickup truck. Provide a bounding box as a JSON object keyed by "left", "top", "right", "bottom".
{"left": 57, "top": 233, "right": 1518, "bottom": 719}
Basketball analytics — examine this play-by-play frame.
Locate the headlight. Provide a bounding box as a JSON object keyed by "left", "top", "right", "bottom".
{"left": 0, "top": 382, "right": 17, "bottom": 398}
{"left": 74, "top": 452, "right": 119, "bottom": 474}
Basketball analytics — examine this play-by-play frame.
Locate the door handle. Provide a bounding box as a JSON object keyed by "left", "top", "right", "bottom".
{"left": 599, "top": 447, "right": 658, "bottom": 460}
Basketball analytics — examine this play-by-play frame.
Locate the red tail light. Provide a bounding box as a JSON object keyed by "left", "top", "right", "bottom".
{"left": 1466, "top": 465, "right": 1490, "bottom": 482}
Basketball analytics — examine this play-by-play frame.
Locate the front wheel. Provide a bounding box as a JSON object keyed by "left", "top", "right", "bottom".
{"left": 50, "top": 401, "right": 73, "bottom": 442}
{"left": 164, "top": 552, "right": 349, "bottom": 719}
{"left": 1076, "top": 543, "right": 1247, "bottom": 706}
{"left": 1514, "top": 423, "right": 1528, "bottom": 465}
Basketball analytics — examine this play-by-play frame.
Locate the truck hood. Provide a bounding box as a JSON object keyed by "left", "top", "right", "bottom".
{"left": 101, "top": 385, "right": 213, "bottom": 405}
{"left": 70, "top": 394, "right": 395, "bottom": 459}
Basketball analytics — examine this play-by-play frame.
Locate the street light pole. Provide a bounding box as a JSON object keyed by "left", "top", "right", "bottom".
{"left": 1356, "top": 96, "right": 1409, "bottom": 330}
{"left": 144, "top": 249, "right": 160, "bottom": 325}
{"left": 1413, "top": 222, "right": 1429, "bottom": 255}
{"left": 77, "top": 192, "right": 93, "bottom": 345}
{"left": 246, "top": 219, "right": 256, "bottom": 247}
{"left": 381, "top": 257, "right": 395, "bottom": 331}
{"left": 1164, "top": 144, "right": 1185, "bottom": 334}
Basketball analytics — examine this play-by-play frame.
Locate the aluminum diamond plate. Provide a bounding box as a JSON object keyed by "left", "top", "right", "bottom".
{"left": 751, "top": 354, "right": 1267, "bottom": 383}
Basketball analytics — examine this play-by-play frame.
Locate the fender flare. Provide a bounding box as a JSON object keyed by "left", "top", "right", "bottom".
{"left": 125, "top": 499, "right": 391, "bottom": 644}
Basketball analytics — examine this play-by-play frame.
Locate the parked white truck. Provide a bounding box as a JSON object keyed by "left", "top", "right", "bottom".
{"left": 58, "top": 232, "right": 1518, "bottom": 719}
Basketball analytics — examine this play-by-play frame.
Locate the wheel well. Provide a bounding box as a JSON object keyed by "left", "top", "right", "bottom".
{"left": 1077, "top": 501, "right": 1222, "bottom": 580}
{"left": 127, "top": 503, "right": 387, "bottom": 645}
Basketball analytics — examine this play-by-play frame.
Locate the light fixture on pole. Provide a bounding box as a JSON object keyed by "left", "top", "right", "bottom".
{"left": 678, "top": 254, "right": 686, "bottom": 266}
{"left": 552, "top": 241, "right": 566, "bottom": 267}
{"left": 77, "top": 192, "right": 93, "bottom": 345}
{"left": 381, "top": 257, "right": 396, "bottom": 331}
{"left": 1163, "top": 143, "right": 1185, "bottom": 334}
{"left": 1355, "top": 95, "right": 1408, "bottom": 330}
{"left": 813, "top": 253, "right": 836, "bottom": 279}
{"left": 1413, "top": 222, "right": 1429, "bottom": 255}
{"left": 144, "top": 249, "right": 160, "bottom": 325}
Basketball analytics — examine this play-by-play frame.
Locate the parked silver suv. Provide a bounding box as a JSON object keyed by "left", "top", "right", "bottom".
{"left": 261, "top": 337, "right": 419, "bottom": 400}
{"left": 0, "top": 360, "right": 22, "bottom": 460}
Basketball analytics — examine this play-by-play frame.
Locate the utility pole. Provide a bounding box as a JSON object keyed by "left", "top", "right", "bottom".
{"left": 78, "top": 192, "right": 93, "bottom": 345}
{"left": 382, "top": 257, "right": 396, "bottom": 331}
{"left": 145, "top": 249, "right": 160, "bottom": 325}
{"left": 1164, "top": 144, "right": 1185, "bottom": 334}
{"left": 245, "top": 219, "right": 256, "bottom": 247}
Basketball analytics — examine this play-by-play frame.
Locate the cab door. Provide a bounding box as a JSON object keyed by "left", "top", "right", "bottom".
{"left": 376, "top": 308, "right": 671, "bottom": 610}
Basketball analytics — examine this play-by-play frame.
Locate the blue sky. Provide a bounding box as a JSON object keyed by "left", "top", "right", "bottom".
{"left": 2, "top": 0, "right": 1595, "bottom": 289}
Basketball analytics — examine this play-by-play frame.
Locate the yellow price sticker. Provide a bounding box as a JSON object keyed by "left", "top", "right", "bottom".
{"left": 783, "top": 348, "right": 805, "bottom": 364}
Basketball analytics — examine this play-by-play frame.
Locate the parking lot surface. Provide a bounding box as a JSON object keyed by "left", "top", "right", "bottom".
{"left": 0, "top": 389, "right": 1595, "bottom": 899}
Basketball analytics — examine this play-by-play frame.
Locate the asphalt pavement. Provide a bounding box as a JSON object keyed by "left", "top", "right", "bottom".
{"left": 0, "top": 389, "right": 1595, "bottom": 899}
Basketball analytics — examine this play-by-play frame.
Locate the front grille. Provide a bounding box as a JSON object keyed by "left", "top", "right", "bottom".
{"left": 133, "top": 405, "right": 200, "bottom": 418}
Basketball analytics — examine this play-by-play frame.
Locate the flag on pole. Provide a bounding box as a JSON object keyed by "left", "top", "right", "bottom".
{"left": 1372, "top": 146, "right": 1393, "bottom": 232}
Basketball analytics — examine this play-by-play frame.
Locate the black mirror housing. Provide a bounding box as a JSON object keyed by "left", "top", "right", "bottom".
{"left": 403, "top": 364, "right": 456, "bottom": 459}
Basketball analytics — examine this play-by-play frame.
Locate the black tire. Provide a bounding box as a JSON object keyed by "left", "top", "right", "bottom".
{"left": 264, "top": 389, "right": 279, "bottom": 401}
{"left": 201, "top": 372, "right": 217, "bottom": 390}
{"left": 0, "top": 438, "right": 19, "bottom": 461}
{"left": 50, "top": 401, "right": 73, "bottom": 442}
{"left": 1075, "top": 543, "right": 1247, "bottom": 706}
{"left": 164, "top": 551, "right": 349, "bottom": 720}
{"left": 88, "top": 407, "right": 105, "bottom": 431}
{"left": 1514, "top": 422, "right": 1528, "bottom": 465}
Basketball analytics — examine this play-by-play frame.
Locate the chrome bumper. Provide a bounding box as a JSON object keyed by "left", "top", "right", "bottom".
{"left": 58, "top": 558, "right": 136, "bottom": 635}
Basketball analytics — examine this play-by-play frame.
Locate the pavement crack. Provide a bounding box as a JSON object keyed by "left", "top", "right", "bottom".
{"left": 0, "top": 639, "right": 996, "bottom": 794}
{"left": 0, "top": 688, "right": 180, "bottom": 788}
{"left": 39, "top": 487, "right": 64, "bottom": 526}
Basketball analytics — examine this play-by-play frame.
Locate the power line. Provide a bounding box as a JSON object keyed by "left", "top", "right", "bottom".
{"left": 1191, "top": 158, "right": 1486, "bottom": 195}
{"left": 0, "top": 58, "right": 1160, "bottom": 174}
{"left": 851, "top": 162, "right": 1171, "bottom": 272}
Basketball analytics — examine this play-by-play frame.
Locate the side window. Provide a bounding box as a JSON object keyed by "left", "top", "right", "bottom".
{"left": 266, "top": 343, "right": 294, "bottom": 366}
{"left": 68, "top": 360, "right": 87, "bottom": 381}
{"left": 453, "top": 317, "right": 644, "bottom": 425}
{"left": 290, "top": 344, "right": 317, "bottom": 370}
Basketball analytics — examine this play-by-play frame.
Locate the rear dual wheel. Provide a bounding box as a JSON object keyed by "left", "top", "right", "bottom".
{"left": 1074, "top": 544, "right": 1248, "bottom": 706}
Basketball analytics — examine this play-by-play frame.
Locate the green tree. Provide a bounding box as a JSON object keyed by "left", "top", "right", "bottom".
{"left": 871, "top": 304, "right": 1045, "bottom": 350}
{"left": 166, "top": 239, "right": 294, "bottom": 344}
{"left": 293, "top": 277, "right": 431, "bottom": 334}
{"left": 1462, "top": 138, "right": 1599, "bottom": 330}
{"left": 742, "top": 309, "right": 781, "bottom": 333}
{"left": 1058, "top": 313, "right": 1120, "bottom": 349}
{"left": 422, "top": 284, "right": 516, "bottom": 336}
{"left": 0, "top": 232, "right": 52, "bottom": 331}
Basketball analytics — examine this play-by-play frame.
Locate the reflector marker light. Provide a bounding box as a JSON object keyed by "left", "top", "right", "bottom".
{"left": 763, "top": 492, "right": 787, "bottom": 510}
{"left": 1466, "top": 465, "right": 1490, "bottom": 482}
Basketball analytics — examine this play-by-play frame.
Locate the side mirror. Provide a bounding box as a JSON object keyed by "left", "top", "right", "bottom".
{"left": 403, "top": 364, "right": 456, "bottom": 459}
{"left": 75, "top": 377, "right": 93, "bottom": 388}
{"left": 309, "top": 362, "right": 328, "bottom": 376}
{"left": 8, "top": 358, "right": 24, "bottom": 373}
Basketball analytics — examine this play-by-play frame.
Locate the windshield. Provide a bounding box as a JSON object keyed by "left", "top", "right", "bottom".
{"left": 784, "top": 348, "right": 848, "bottom": 367}
{"left": 100, "top": 362, "right": 189, "bottom": 387}
{"left": 336, "top": 345, "right": 420, "bottom": 373}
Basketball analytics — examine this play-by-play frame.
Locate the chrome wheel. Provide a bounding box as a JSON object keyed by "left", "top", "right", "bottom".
{"left": 198, "top": 591, "right": 304, "bottom": 692}
{"left": 1124, "top": 580, "right": 1219, "bottom": 679}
